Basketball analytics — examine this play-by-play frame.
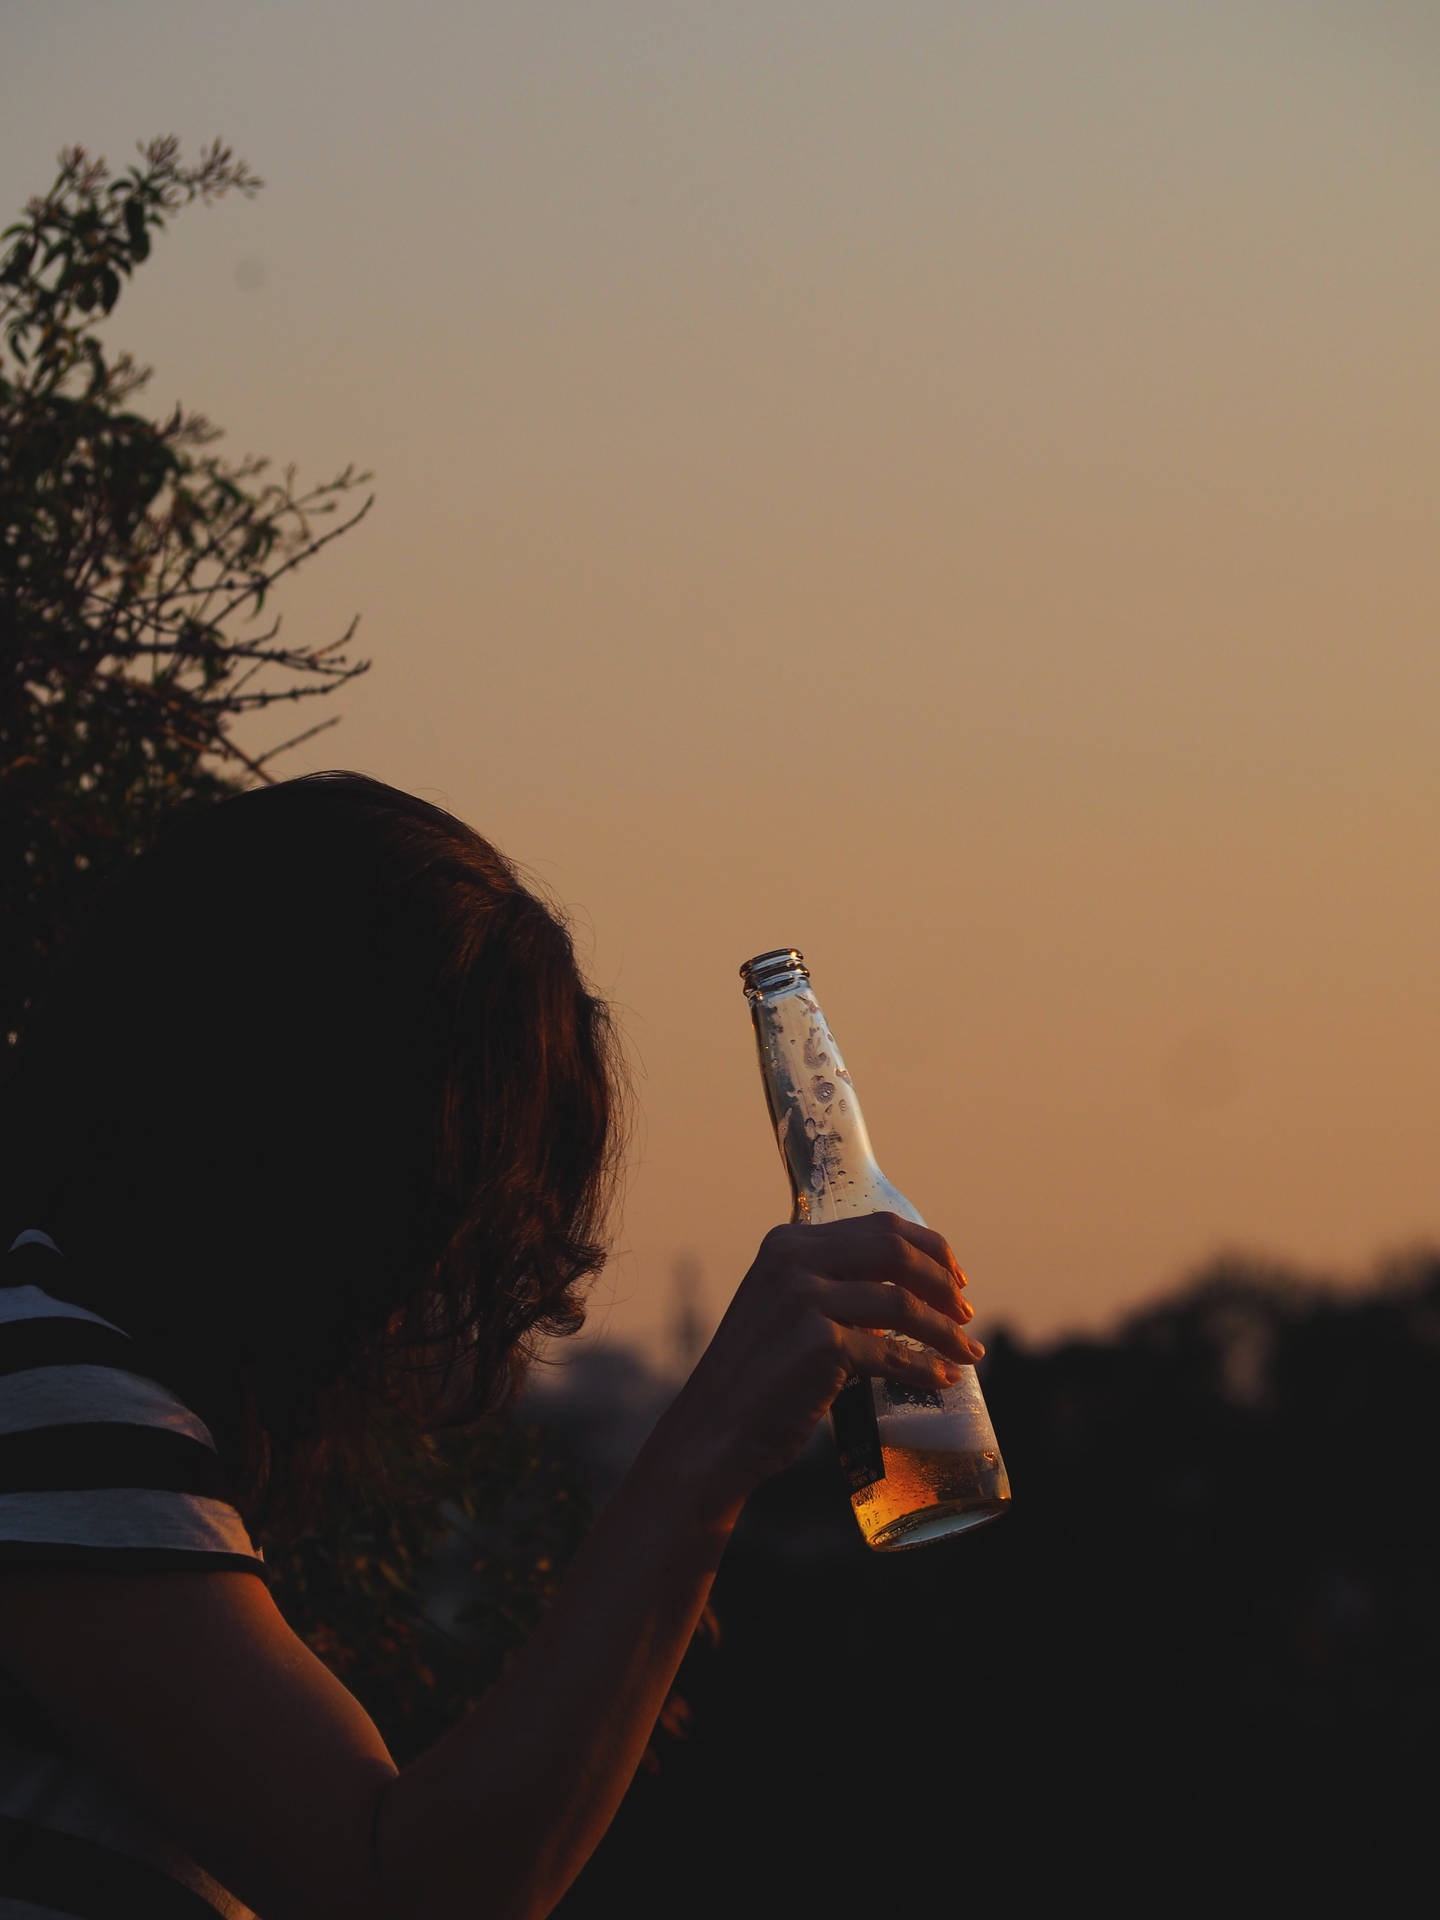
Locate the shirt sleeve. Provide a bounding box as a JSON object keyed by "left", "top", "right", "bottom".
{"left": 0, "top": 1274, "right": 264, "bottom": 1576}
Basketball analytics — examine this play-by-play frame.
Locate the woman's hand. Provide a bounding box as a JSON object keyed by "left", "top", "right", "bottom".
{"left": 650, "top": 1213, "right": 984, "bottom": 1527}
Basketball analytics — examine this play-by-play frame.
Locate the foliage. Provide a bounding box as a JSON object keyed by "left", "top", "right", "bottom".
{"left": 266, "top": 1402, "right": 708, "bottom": 1773}
{"left": 0, "top": 138, "right": 372, "bottom": 1048}
{"left": 559, "top": 1253, "right": 1440, "bottom": 1914}
{"left": 266, "top": 1418, "right": 595, "bottom": 1767}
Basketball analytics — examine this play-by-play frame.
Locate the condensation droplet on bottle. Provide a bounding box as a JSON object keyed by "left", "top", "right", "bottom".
{"left": 811, "top": 1076, "right": 836, "bottom": 1103}
{"left": 803, "top": 1034, "right": 830, "bottom": 1069}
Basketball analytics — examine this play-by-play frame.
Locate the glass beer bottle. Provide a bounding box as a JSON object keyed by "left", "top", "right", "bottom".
{"left": 739, "top": 948, "right": 1011, "bottom": 1550}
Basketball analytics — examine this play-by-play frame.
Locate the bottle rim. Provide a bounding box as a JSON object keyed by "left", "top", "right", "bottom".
{"left": 738, "top": 948, "right": 810, "bottom": 997}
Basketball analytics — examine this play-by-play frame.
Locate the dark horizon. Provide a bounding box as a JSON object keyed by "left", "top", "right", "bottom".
{"left": 379, "top": 1240, "right": 1440, "bottom": 1909}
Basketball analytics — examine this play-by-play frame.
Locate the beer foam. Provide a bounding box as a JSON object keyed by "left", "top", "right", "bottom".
{"left": 877, "top": 1405, "right": 997, "bottom": 1451}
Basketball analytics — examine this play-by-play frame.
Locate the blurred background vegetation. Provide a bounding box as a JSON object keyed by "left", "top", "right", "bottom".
{"left": 551, "top": 1252, "right": 1439, "bottom": 1908}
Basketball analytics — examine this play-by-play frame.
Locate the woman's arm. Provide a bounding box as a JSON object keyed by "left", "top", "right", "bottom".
{"left": 0, "top": 1215, "right": 979, "bottom": 1920}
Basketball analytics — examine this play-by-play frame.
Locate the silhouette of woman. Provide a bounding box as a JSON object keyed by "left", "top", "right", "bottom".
{"left": 0, "top": 772, "right": 980, "bottom": 1919}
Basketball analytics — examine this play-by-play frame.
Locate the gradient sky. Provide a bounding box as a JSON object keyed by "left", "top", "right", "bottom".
{"left": 6, "top": 2, "right": 1440, "bottom": 1362}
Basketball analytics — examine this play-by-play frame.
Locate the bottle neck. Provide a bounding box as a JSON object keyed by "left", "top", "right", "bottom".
{"left": 745, "top": 965, "right": 917, "bottom": 1225}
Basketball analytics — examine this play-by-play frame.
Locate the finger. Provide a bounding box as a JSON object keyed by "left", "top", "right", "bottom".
{"left": 802, "top": 1214, "right": 971, "bottom": 1322}
{"left": 823, "top": 1278, "right": 985, "bottom": 1365}
{"left": 844, "top": 1327, "right": 977, "bottom": 1392}
{"left": 807, "top": 1212, "right": 964, "bottom": 1280}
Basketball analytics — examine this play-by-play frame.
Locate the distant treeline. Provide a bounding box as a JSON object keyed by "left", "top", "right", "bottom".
{"left": 547, "top": 1253, "right": 1440, "bottom": 1911}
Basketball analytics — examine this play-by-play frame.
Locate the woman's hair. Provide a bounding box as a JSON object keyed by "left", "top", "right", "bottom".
{"left": 3, "top": 773, "right": 625, "bottom": 1533}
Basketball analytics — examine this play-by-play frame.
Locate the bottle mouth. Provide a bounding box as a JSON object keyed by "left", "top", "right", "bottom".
{"left": 739, "top": 948, "right": 810, "bottom": 998}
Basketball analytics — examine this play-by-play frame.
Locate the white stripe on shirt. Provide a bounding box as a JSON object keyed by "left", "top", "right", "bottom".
{"left": 0, "top": 1365, "right": 217, "bottom": 1448}
{"left": 0, "top": 1285, "right": 126, "bottom": 1335}
{"left": 0, "top": 1488, "right": 260, "bottom": 1559}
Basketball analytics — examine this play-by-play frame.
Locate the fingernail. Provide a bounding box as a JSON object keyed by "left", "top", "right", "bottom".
{"left": 940, "top": 1361, "right": 966, "bottom": 1382}
{"left": 965, "top": 1338, "right": 985, "bottom": 1360}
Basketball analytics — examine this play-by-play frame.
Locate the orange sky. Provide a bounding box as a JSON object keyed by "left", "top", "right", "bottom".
{"left": 7, "top": 2, "right": 1440, "bottom": 1362}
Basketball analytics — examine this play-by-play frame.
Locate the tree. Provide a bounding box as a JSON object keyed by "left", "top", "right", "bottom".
{"left": 0, "top": 137, "right": 373, "bottom": 1048}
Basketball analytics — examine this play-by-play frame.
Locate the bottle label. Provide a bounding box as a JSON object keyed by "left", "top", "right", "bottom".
{"left": 831, "top": 1375, "right": 885, "bottom": 1493}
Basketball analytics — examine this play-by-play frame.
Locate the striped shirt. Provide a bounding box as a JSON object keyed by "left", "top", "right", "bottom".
{"left": 0, "top": 1233, "right": 264, "bottom": 1920}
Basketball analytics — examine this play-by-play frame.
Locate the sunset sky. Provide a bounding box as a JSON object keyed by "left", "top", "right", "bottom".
{"left": 7, "top": 2, "right": 1440, "bottom": 1364}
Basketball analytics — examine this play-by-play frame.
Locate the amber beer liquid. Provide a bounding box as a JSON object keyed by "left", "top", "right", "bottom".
{"left": 740, "top": 948, "right": 1011, "bottom": 1550}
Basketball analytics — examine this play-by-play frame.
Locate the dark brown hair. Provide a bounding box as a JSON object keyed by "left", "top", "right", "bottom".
{"left": 3, "top": 773, "right": 625, "bottom": 1534}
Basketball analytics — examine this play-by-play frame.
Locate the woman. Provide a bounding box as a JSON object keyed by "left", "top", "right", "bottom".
{"left": 0, "top": 772, "right": 982, "bottom": 1920}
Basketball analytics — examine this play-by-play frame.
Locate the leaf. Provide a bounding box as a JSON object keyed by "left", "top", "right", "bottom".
{"left": 122, "top": 197, "right": 146, "bottom": 252}
{"left": 0, "top": 236, "right": 36, "bottom": 284}
{"left": 99, "top": 268, "right": 121, "bottom": 314}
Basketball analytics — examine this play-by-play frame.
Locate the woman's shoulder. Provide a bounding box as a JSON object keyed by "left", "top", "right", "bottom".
{"left": 0, "top": 1233, "right": 264, "bottom": 1576}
